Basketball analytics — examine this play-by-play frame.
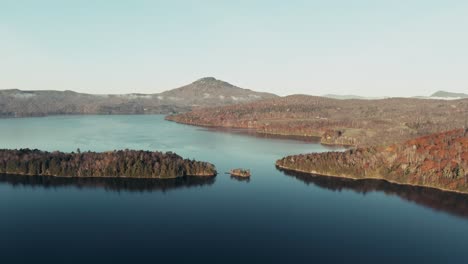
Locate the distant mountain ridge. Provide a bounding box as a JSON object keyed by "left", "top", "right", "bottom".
{"left": 324, "top": 91, "right": 468, "bottom": 100}
{"left": 323, "top": 94, "right": 387, "bottom": 100}
{"left": 0, "top": 77, "right": 278, "bottom": 118}
{"left": 431, "top": 91, "right": 468, "bottom": 99}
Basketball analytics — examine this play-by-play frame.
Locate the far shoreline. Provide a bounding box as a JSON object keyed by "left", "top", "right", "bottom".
{"left": 165, "top": 117, "right": 353, "bottom": 147}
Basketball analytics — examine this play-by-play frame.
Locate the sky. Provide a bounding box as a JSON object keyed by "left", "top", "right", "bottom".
{"left": 1, "top": 0, "right": 467, "bottom": 97}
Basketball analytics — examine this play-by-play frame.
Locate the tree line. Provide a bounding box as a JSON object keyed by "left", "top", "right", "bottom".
{"left": 0, "top": 149, "right": 217, "bottom": 179}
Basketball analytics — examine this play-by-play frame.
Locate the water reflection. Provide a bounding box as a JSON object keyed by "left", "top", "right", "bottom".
{"left": 230, "top": 175, "right": 250, "bottom": 183}
{"left": 278, "top": 168, "right": 468, "bottom": 219}
{"left": 0, "top": 174, "right": 215, "bottom": 193}
{"left": 200, "top": 127, "right": 322, "bottom": 143}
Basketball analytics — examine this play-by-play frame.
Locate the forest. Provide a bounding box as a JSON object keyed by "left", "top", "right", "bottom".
{"left": 276, "top": 128, "right": 468, "bottom": 193}
{"left": 0, "top": 149, "right": 217, "bottom": 179}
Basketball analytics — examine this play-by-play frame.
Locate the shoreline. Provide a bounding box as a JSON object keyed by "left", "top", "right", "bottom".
{"left": 275, "top": 164, "right": 468, "bottom": 195}
{"left": 165, "top": 117, "right": 352, "bottom": 147}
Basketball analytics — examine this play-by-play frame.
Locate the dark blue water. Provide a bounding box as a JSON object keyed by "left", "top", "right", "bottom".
{"left": 1, "top": 115, "right": 467, "bottom": 263}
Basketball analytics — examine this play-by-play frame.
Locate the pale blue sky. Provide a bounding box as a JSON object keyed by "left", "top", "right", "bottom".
{"left": 1, "top": 0, "right": 467, "bottom": 96}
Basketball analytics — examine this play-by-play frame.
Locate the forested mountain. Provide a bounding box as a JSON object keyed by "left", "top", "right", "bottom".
{"left": 160, "top": 77, "right": 277, "bottom": 106}
{"left": 167, "top": 95, "right": 468, "bottom": 147}
{"left": 0, "top": 149, "right": 217, "bottom": 179}
{"left": 276, "top": 129, "right": 468, "bottom": 193}
{"left": 0, "top": 77, "right": 277, "bottom": 118}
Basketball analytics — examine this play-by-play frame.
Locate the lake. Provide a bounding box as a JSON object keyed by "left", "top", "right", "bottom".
{"left": 1, "top": 115, "right": 467, "bottom": 263}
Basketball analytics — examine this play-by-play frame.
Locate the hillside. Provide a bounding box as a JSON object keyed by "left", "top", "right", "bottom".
{"left": 0, "top": 77, "right": 277, "bottom": 118}
{"left": 276, "top": 129, "right": 468, "bottom": 193}
{"left": 166, "top": 95, "right": 468, "bottom": 147}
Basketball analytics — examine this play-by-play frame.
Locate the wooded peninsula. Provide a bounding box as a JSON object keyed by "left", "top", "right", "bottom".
{"left": 0, "top": 149, "right": 217, "bottom": 179}
{"left": 276, "top": 129, "right": 468, "bottom": 193}
{"left": 166, "top": 95, "right": 468, "bottom": 147}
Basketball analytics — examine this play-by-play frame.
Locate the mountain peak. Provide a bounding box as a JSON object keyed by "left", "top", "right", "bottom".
{"left": 159, "top": 77, "right": 278, "bottom": 105}
{"left": 195, "top": 77, "right": 217, "bottom": 82}
{"left": 188, "top": 77, "right": 236, "bottom": 90}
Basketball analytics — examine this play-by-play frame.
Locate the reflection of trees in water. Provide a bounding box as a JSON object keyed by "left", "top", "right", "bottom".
{"left": 277, "top": 168, "right": 468, "bottom": 219}
{"left": 0, "top": 174, "right": 215, "bottom": 193}
{"left": 202, "top": 127, "right": 325, "bottom": 143}
{"left": 230, "top": 175, "right": 250, "bottom": 183}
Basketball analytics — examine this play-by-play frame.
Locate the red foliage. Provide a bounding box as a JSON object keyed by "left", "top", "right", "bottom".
{"left": 277, "top": 129, "right": 468, "bottom": 193}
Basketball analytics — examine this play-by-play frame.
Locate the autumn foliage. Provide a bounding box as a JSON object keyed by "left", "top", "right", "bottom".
{"left": 167, "top": 95, "right": 468, "bottom": 147}
{"left": 0, "top": 149, "right": 217, "bottom": 179}
{"left": 276, "top": 129, "right": 468, "bottom": 193}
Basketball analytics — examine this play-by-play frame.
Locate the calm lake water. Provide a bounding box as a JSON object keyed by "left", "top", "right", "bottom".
{"left": 1, "top": 115, "right": 467, "bottom": 263}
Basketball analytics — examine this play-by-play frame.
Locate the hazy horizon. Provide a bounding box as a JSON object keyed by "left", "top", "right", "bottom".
{"left": 1, "top": 76, "right": 464, "bottom": 98}
{"left": 1, "top": 0, "right": 467, "bottom": 97}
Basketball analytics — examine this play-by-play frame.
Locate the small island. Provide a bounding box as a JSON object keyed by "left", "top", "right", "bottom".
{"left": 276, "top": 129, "right": 468, "bottom": 193}
{"left": 0, "top": 149, "right": 217, "bottom": 179}
{"left": 229, "top": 168, "right": 251, "bottom": 178}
